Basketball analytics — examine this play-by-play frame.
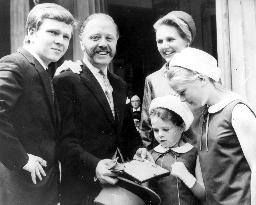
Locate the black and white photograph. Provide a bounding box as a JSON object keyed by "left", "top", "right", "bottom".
{"left": 0, "top": 0, "right": 255, "bottom": 204}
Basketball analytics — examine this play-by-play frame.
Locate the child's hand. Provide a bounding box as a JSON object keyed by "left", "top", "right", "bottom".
{"left": 171, "top": 161, "right": 188, "bottom": 177}
{"left": 133, "top": 148, "right": 155, "bottom": 164}
{"left": 171, "top": 161, "right": 196, "bottom": 188}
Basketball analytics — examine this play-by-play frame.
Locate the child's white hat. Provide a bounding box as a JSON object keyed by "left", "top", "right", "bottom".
{"left": 169, "top": 47, "right": 221, "bottom": 81}
{"left": 149, "top": 95, "right": 194, "bottom": 131}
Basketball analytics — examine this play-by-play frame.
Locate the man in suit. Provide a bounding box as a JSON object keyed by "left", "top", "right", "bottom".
{"left": 131, "top": 95, "right": 141, "bottom": 113}
{"left": 0, "top": 3, "right": 74, "bottom": 205}
{"left": 130, "top": 95, "right": 142, "bottom": 131}
{"left": 53, "top": 13, "right": 145, "bottom": 205}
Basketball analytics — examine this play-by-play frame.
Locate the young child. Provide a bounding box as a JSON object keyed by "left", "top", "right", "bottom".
{"left": 148, "top": 95, "right": 205, "bottom": 205}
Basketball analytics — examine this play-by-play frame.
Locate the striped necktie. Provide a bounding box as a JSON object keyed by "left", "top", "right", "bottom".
{"left": 99, "top": 70, "right": 115, "bottom": 118}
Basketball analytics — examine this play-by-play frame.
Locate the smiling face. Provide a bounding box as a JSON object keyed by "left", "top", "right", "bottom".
{"left": 155, "top": 25, "right": 188, "bottom": 62}
{"left": 151, "top": 116, "right": 183, "bottom": 149}
{"left": 28, "top": 18, "right": 72, "bottom": 66}
{"left": 80, "top": 16, "right": 118, "bottom": 69}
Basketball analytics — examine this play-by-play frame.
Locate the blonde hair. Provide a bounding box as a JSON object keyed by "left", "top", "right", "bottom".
{"left": 24, "top": 3, "right": 75, "bottom": 44}
{"left": 26, "top": 3, "right": 75, "bottom": 32}
{"left": 167, "top": 66, "right": 226, "bottom": 92}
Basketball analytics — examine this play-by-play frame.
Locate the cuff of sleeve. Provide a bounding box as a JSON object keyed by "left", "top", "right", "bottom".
{"left": 182, "top": 173, "right": 196, "bottom": 189}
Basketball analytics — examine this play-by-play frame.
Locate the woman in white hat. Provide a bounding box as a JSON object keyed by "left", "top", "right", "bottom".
{"left": 167, "top": 47, "right": 256, "bottom": 205}
{"left": 148, "top": 95, "right": 205, "bottom": 205}
{"left": 140, "top": 11, "right": 203, "bottom": 149}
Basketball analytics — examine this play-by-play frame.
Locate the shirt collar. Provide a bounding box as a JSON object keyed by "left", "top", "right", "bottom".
{"left": 208, "top": 93, "right": 245, "bottom": 113}
{"left": 133, "top": 107, "right": 141, "bottom": 112}
{"left": 23, "top": 46, "right": 48, "bottom": 70}
{"left": 153, "top": 143, "right": 193, "bottom": 154}
{"left": 160, "top": 63, "right": 168, "bottom": 72}
{"left": 82, "top": 56, "right": 108, "bottom": 76}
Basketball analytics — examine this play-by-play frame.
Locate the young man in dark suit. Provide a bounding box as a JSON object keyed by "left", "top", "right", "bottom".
{"left": 53, "top": 13, "right": 150, "bottom": 205}
{"left": 0, "top": 3, "right": 74, "bottom": 205}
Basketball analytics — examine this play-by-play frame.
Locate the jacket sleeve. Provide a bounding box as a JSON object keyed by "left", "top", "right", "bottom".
{"left": 0, "top": 61, "right": 29, "bottom": 170}
{"left": 118, "top": 102, "right": 143, "bottom": 161}
{"left": 53, "top": 75, "right": 100, "bottom": 176}
{"left": 140, "top": 77, "right": 155, "bottom": 148}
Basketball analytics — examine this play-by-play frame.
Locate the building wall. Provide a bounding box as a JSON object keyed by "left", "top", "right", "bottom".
{"left": 216, "top": 0, "right": 256, "bottom": 109}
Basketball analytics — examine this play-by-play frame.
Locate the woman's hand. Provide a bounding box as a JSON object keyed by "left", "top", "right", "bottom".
{"left": 55, "top": 60, "right": 82, "bottom": 76}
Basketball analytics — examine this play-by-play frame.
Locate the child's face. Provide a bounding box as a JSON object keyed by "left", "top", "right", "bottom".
{"left": 151, "top": 116, "right": 183, "bottom": 149}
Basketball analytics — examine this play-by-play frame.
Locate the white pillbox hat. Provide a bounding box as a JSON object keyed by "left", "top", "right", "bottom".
{"left": 169, "top": 47, "right": 221, "bottom": 81}
{"left": 149, "top": 95, "right": 194, "bottom": 131}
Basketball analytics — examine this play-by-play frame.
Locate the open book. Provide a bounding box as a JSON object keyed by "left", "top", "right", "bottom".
{"left": 117, "top": 160, "right": 170, "bottom": 184}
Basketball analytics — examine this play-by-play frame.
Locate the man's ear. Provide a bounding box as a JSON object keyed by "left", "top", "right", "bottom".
{"left": 26, "top": 28, "right": 36, "bottom": 43}
{"left": 27, "top": 28, "right": 36, "bottom": 36}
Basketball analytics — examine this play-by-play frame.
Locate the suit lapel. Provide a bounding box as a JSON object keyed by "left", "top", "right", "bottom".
{"left": 18, "top": 48, "right": 57, "bottom": 125}
{"left": 80, "top": 66, "right": 115, "bottom": 123}
{"left": 108, "top": 72, "right": 124, "bottom": 125}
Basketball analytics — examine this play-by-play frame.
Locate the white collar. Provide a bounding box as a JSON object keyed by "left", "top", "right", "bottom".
{"left": 133, "top": 107, "right": 141, "bottom": 112}
{"left": 160, "top": 63, "right": 168, "bottom": 73}
{"left": 153, "top": 143, "right": 193, "bottom": 154}
{"left": 208, "top": 93, "right": 245, "bottom": 113}
{"left": 23, "top": 46, "right": 48, "bottom": 70}
{"left": 82, "top": 56, "right": 108, "bottom": 76}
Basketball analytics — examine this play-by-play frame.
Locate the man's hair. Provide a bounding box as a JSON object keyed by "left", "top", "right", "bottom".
{"left": 25, "top": 3, "right": 75, "bottom": 33}
{"left": 131, "top": 95, "right": 140, "bottom": 102}
{"left": 79, "top": 13, "right": 119, "bottom": 39}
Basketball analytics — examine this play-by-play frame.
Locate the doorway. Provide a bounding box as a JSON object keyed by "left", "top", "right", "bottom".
{"left": 108, "top": 0, "right": 216, "bottom": 98}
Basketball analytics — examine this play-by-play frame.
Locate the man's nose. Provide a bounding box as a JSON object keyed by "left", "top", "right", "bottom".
{"left": 98, "top": 38, "right": 107, "bottom": 47}
{"left": 54, "top": 35, "right": 64, "bottom": 44}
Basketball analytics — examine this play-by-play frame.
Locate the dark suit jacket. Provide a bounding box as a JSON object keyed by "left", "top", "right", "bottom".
{"left": 0, "top": 48, "right": 59, "bottom": 205}
{"left": 53, "top": 64, "right": 142, "bottom": 204}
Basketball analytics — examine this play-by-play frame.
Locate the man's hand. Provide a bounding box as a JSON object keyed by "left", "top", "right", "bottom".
{"left": 54, "top": 60, "right": 82, "bottom": 76}
{"left": 23, "top": 154, "right": 47, "bottom": 184}
{"left": 133, "top": 148, "right": 155, "bottom": 164}
{"left": 95, "top": 159, "right": 119, "bottom": 185}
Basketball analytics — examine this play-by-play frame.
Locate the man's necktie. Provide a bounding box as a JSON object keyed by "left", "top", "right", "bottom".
{"left": 99, "top": 70, "right": 115, "bottom": 118}
{"left": 46, "top": 68, "right": 55, "bottom": 103}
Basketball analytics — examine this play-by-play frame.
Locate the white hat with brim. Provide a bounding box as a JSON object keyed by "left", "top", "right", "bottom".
{"left": 94, "top": 177, "right": 161, "bottom": 205}
{"left": 149, "top": 95, "right": 194, "bottom": 131}
{"left": 169, "top": 47, "right": 221, "bottom": 81}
